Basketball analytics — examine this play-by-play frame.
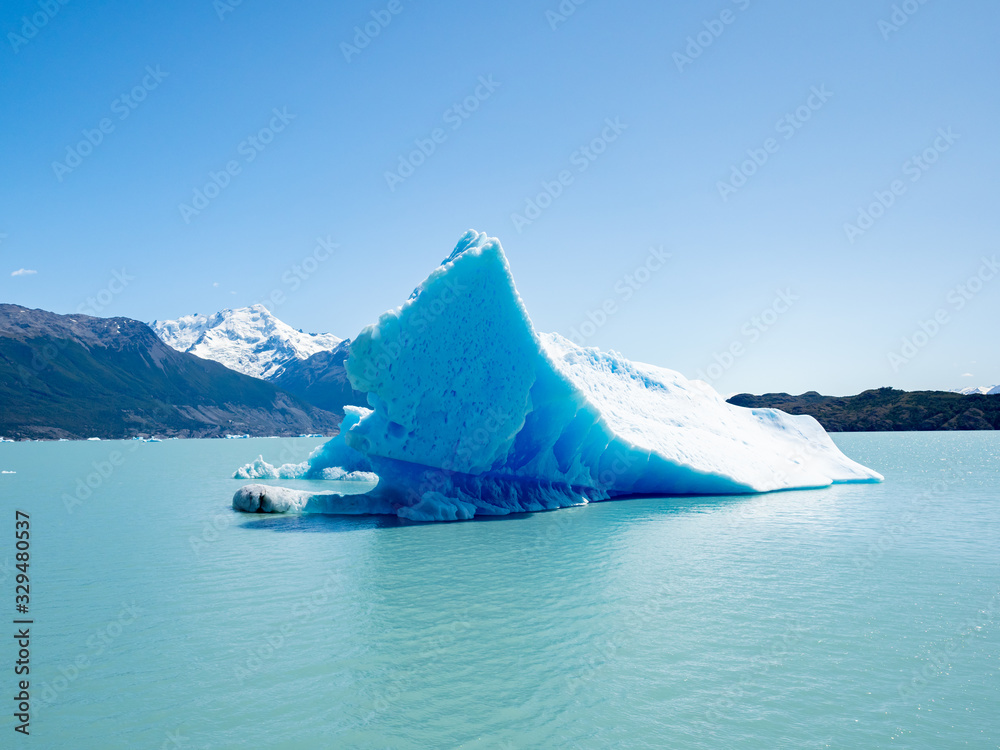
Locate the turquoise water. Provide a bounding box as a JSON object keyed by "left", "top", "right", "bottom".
{"left": 0, "top": 433, "right": 997, "bottom": 749}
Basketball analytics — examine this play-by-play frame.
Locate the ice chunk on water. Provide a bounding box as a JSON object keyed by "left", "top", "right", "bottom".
{"left": 232, "top": 406, "right": 373, "bottom": 480}
{"left": 234, "top": 230, "right": 882, "bottom": 521}
{"left": 233, "top": 456, "right": 307, "bottom": 480}
{"left": 233, "top": 484, "right": 390, "bottom": 514}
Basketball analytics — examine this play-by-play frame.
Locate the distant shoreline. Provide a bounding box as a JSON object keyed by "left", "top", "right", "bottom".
{"left": 727, "top": 388, "right": 999, "bottom": 432}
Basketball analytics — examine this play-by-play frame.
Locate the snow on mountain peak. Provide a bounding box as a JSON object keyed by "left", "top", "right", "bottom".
{"left": 953, "top": 384, "right": 1000, "bottom": 395}
{"left": 151, "top": 305, "right": 342, "bottom": 379}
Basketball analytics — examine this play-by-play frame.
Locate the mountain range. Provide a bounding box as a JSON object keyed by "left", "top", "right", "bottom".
{"left": 151, "top": 304, "right": 368, "bottom": 413}
{"left": 0, "top": 304, "right": 341, "bottom": 440}
{"left": 151, "top": 304, "right": 342, "bottom": 379}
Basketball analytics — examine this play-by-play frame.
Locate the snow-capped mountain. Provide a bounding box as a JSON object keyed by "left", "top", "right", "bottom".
{"left": 151, "top": 304, "right": 342, "bottom": 380}
{"left": 0, "top": 303, "right": 340, "bottom": 440}
{"left": 953, "top": 385, "right": 1000, "bottom": 395}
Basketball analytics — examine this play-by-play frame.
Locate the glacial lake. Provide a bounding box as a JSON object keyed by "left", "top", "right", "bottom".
{"left": 0, "top": 433, "right": 997, "bottom": 749}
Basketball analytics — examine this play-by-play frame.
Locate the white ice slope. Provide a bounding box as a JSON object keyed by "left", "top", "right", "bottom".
{"left": 152, "top": 304, "right": 341, "bottom": 379}
{"left": 234, "top": 230, "right": 882, "bottom": 521}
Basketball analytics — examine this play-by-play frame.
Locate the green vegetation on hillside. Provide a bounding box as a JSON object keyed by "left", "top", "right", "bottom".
{"left": 0, "top": 304, "right": 340, "bottom": 440}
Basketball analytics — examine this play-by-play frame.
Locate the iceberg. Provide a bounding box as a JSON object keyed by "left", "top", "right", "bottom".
{"left": 233, "top": 483, "right": 390, "bottom": 514}
{"left": 234, "top": 230, "right": 882, "bottom": 521}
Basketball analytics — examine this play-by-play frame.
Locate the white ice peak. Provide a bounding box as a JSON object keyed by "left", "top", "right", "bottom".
{"left": 152, "top": 304, "right": 341, "bottom": 379}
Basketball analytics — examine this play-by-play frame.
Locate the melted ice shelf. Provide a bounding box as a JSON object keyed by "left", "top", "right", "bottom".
{"left": 234, "top": 230, "right": 881, "bottom": 521}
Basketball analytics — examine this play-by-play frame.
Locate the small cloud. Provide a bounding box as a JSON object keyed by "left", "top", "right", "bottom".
{"left": 213, "top": 282, "right": 220, "bottom": 287}
{"left": 230, "top": 291, "right": 236, "bottom": 295}
{"left": 11, "top": 268, "right": 37, "bottom": 277}
{"left": 961, "top": 372, "right": 974, "bottom": 378}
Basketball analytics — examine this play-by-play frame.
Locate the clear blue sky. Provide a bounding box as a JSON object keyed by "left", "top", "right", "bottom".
{"left": 2, "top": 0, "right": 997, "bottom": 395}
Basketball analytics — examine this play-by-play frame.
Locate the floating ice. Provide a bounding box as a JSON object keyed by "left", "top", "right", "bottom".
{"left": 235, "top": 230, "right": 882, "bottom": 521}
{"left": 233, "top": 484, "right": 390, "bottom": 514}
{"left": 233, "top": 456, "right": 306, "bottom": 480}
{"left": 232, "top": 407, "right": 377, "bottom": 482}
